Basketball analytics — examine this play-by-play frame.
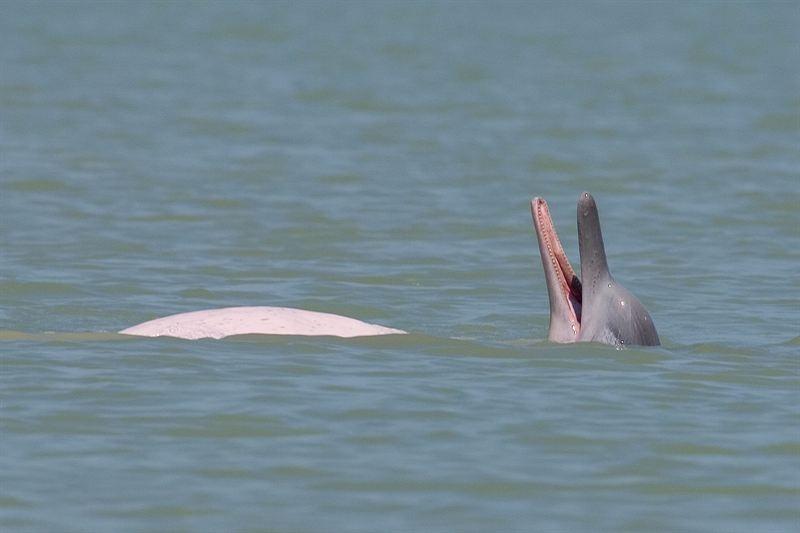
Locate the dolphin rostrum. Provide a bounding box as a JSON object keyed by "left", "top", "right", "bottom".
{"left": 531, "top": 192, "right": 659, "bottom": 346}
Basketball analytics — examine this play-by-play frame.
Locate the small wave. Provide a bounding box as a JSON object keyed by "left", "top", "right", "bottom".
{"left": 0, "top": 330, "right": 122, "bottom": 342}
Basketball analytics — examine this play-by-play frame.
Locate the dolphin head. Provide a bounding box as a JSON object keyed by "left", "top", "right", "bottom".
{"left": 531, "top": 192, "right": 660, "bottom": 346}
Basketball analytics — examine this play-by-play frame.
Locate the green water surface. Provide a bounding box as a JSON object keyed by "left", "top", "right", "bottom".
{"left": 1, "top": 2, "right": 798, "bottom": 532}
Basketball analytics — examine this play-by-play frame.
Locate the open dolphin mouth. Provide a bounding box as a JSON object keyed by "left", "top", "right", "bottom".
{"left": 531, "top": 193, "right": 660, "bottom": 346}
{"left": 531, "top": 197, "right": 582, "bottom": 340}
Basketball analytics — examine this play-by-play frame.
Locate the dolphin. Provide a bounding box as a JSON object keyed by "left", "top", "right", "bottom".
{"left": 531, "top": 192, "right": 659, "bottom": 346}
{"left": 120, "top": 192, "right": 658, "bottom": 343}
{"left": 119, "top": 306, "right": 405, "bottom": 339}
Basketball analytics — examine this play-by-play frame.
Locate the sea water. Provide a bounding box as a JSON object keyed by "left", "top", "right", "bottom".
{"left": 1, "top": 2, "right": 798, "bottom": 531}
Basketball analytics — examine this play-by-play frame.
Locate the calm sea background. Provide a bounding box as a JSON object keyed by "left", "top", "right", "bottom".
{"left": 1, "top": 2, "right": 798, "bottom": 532}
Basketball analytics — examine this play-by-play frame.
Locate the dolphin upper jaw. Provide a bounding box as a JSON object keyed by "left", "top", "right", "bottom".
{"left": 577, "top": 191, "right": 610, "bottom": 301}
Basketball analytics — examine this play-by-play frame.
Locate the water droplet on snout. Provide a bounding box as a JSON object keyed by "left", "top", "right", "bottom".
{"left": 608, "top": 283, "right": 612, "bottom": 288}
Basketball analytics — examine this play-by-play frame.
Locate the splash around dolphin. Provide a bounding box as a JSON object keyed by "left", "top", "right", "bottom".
{"left": 531, "top": 192, "right": 660, "bottom": 346}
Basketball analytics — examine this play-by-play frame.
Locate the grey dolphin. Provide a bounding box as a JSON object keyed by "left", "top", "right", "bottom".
{"left": 531, "top": 192, "right": 659, "bottom": 346}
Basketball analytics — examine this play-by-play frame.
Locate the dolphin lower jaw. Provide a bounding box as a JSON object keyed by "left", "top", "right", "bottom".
{"left": 531, "top": 198, "right": 582, "bottom": 342}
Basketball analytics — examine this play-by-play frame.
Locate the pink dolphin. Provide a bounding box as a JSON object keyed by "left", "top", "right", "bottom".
{"left": 119, "top": 306, "right": 405, "bottom": 340}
